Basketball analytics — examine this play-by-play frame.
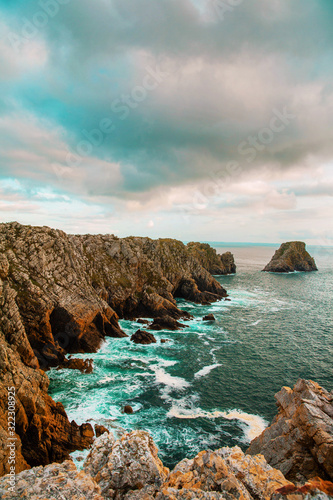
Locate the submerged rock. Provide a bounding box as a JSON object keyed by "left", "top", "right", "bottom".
{"left": 247, "top": 379, "right": 333, "bottom": 483}
{"left": 148, "top": 316, "right": 186, "bottom": 331}
{"left": 263, "top": 241, "right": 318, "bottom": 273}
{"left": 130, "top": 329, "right": 157, "bottom": 344}
{"left": 123, "top": 405, "right": 134, "bottom": 414}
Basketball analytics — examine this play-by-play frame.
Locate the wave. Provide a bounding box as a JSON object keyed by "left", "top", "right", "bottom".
{"left": 194, "top": 363, "right": 221, "bottom": 379}
{"left": 168, "top": 407, "right": 267, "bottom": 442}
{"left": 152, "top": 367, "right": 190, "bottom": 390}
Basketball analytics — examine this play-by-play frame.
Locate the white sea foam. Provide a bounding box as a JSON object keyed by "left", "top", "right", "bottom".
{"left": 152, "top": 367, "right": 190, "bottom": 390}
{"left": 168, "top": 407, "right": 267, "bottom": 442}
{"left": 194, "top": 363, "right": 221, "bottom": 379}
{"left": 250, "top": 320, "right": 262, "bottom": 326}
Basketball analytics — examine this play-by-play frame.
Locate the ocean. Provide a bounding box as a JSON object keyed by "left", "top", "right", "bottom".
{"left": 48, "top": 244, "right": 333, "bottom": 468}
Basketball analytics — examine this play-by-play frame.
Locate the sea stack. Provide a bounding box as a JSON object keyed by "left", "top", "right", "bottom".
{"left": 263, "top": 241, "right": 318, "bottom": 273}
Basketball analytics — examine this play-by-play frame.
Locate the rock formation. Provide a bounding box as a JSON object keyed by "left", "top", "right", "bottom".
{"left": 263, "top": 242, "right": 318, "bottom": 273}
{"left": 148, "top": 316, "right": 186, "bottom": 330}
{"left": 203, "top": 314, "right": 216, "bottom": 321}
{"left": 247, "top": 379, "right": 333, "bottom": 483}
{"left": 0, "top": 222, "right": 227, "bottom": 475}
{"left": 130, "top": 329, "right": 157, "bottom": 344}
{"left": 187, "top": 242, "right": 236, "bottom": 275}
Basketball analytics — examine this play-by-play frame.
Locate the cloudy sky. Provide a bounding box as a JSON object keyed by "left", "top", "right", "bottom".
{"left": 0, "top": 0, "right": 332, "bottom": 243}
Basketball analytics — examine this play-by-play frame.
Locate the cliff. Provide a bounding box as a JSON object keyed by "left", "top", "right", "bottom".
{"left": 1, "top": 428, "right": 332, "bottom": 499}
{"left": 263, "top": 242, "right": 318, "bottom": 273}
{"left": 0, "top": 222, "right": 228, "bottom": 475}
{"left": 248, "top": 379, "right": 333, "bottom": 483}
{"left": 187, "top": 242, "right": 236, "bottom": 274}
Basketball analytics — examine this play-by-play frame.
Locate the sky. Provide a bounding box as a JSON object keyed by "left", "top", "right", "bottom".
{"left": 0, "top": 0, "right": 333, "bottom": 244}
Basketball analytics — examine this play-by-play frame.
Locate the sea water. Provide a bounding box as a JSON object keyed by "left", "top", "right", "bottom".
{"left": 48, "top": 244, "right": 333, "bottom": 468}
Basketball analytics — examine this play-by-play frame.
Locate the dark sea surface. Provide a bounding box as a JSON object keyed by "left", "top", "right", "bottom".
{"left": 49, "top": 244, "right": 333, "bottom": 468}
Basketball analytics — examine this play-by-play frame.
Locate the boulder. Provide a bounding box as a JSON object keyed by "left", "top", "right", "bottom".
{"left": 203, "top": 314, "right": 215, "bottom": 321}
{"left": 130, "top": 329, "right": 157, "bottom": 344}
{"left": 137, "top": 319, "right": 150, "bottom": 325}
{"left": 94, "top": 424, "right": 109, "bottom": 438}
{"left": 247, "top": 379, "right": 333, "bottom": 483}
{"left": 84, "top": 430, "right": 169, "bottom": 499}
{"left": 123, "top": 405, "right": 134, "bottom": 414}
{"left": 148, "top": 316, "right": 186, "bottom": 331}
{"left": 263, "top": 241, "right": 318, "bottom": 273}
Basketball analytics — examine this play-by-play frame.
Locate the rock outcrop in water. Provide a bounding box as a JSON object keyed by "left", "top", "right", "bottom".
{"left": 263, "top": 241, "right": 318, "bottom": 273}
{"left": 0, "top": 222, "right": 227, "bottom": 475}
{"left": 247, "top": 379, "right": 333, "bottom": 483}
{"left": 187, "top": 242, "right": 236, "bottom": 275}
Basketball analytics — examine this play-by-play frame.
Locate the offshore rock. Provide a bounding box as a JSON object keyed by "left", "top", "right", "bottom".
{"left": 187, "top": 242, "right": 236, "bottom": 275}
{"left": 130, "top": 329, "right": 157, "bottom": 344}
{"left": 84, "top": 430, "right": 169, "bottom": 499}
{"left": 0, "top": 460, "right": 103, "bottom": 500}
{"left": 148, "top": 316, "right": 186, "bottom": 331}
{"left": 203, "top": 314, "right": 215, "bottom": 321}
{"left": 263, "top": 241, "right": 318, "bottom": 273}
{"left": 247, "top": 379, "right": 333, "bottom": 483}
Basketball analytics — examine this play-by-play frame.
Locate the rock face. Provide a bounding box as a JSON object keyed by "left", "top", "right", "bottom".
{"left": 130, "top": 329, "right": 157, "bottom": 344}
{"left": 263, "top": 242, "right": 318, "bottom": 273}
{"left": 187, "top": 242, "right": 236, "bottom": 275}
{"left": 0, "top": 222, "right": 227, "bottom": 476}
{"left": 247, "top": 379, "right": 333, "bottom": 483}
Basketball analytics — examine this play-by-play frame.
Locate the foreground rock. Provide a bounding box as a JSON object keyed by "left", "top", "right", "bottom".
{"left": 248, "top": 379, "right": 333, "bottom": 483}
{"left": 187, "top": 242, "right": 236, "bottom": 275}
{"left": 148, "top": 316, "right": 186, "bottom": 330}
{"left": 2, "top": 429, "right": 333, "bottom": 499}
{"left": 263, "top": 241, "right": 318, "bottom": 273}
{"left": 0, "top": 222, "right": 227, "bottom": 475}
{"left": 130, "top": 329, "right": 157, "bottom": 344}
{"left": 0, "top": 460, "right": 103, "bottom": 500}
{"left": 84, "top": 431, "right": 169, "bottom": 499}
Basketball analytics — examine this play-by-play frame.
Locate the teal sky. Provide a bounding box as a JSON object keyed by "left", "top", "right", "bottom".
{"left": 0, "top": 0, "right": 332, "bottom": 244}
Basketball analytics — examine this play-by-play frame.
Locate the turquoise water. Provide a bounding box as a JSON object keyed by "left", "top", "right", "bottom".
{"left": 48, "top": 245, "right": 333, "bottom": 468}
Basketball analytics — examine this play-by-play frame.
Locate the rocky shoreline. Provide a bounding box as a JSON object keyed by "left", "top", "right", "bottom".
{"left": 0, "top": 379, "right": 332, "bottom": 499}
{"left": 0, "top": 222, "right": 234, "bottom": 476}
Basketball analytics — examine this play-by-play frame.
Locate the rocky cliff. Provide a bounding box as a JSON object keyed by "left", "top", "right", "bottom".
{"left": 0, "top": 222, "right": 229, "bottom": 475}
{"left": 247, "top": 379, "right": 333, "bottom": 483}
{"left": 1, "top": 428, "right": 332, "bottom": 499}
{"left": 187, "top": 242, "right": 236, "bottom": 274}
{"left": 263, "top": 241, "right": 318, "bottom": 273}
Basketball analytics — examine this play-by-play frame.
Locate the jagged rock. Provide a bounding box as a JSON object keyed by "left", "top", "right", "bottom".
{"left": 94, "top": 424, "right": 109, "bottom": 438}
{"left": 203, "top": 314, "right": 215, "bottom": 321}
{"left": 263, "top": 242, "right": 318, "bottom": 273}
{"left": 161, "top": 339, "right": 171, "bottom": 343}
{"left": 0, "top": 460, "right": 103, "bottom": 499}
{"left": 61, "top": 357, "right": 94, "bottom": 373}
{"left": 148, "top": 316, "right": 186, "bottom": 331}
{"left": 272, "top": 477, "right": 333, "bottom": 499}
{"left": 247, "top": 379, "right": 333, "bottom": 483}
{"left": 137, "top": 319, "right": 150, "bottom": 324}
{"left": 187, "top": 242, "right": 236, "bottom": 275}
{"left": 84, "top": 430, "right": 169, "bottom": 499}
{"left": 123, "top": 405, "right": 134, "bottom": 414}
{"left": 84, "top": 431, "right": 116, "bottom": 478}
{"left": 131, "top": 329, "right": 157, "bottom": 344}
{"left": 158, "top": 446, "right": 291, "bottom": 500}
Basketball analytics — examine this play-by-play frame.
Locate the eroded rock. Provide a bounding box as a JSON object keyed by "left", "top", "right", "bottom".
{"left": 263, "top": 242, "right": 318, "bottom": 273}
{"left": 131, "top": 329, "right": 157, "bottom": 344}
